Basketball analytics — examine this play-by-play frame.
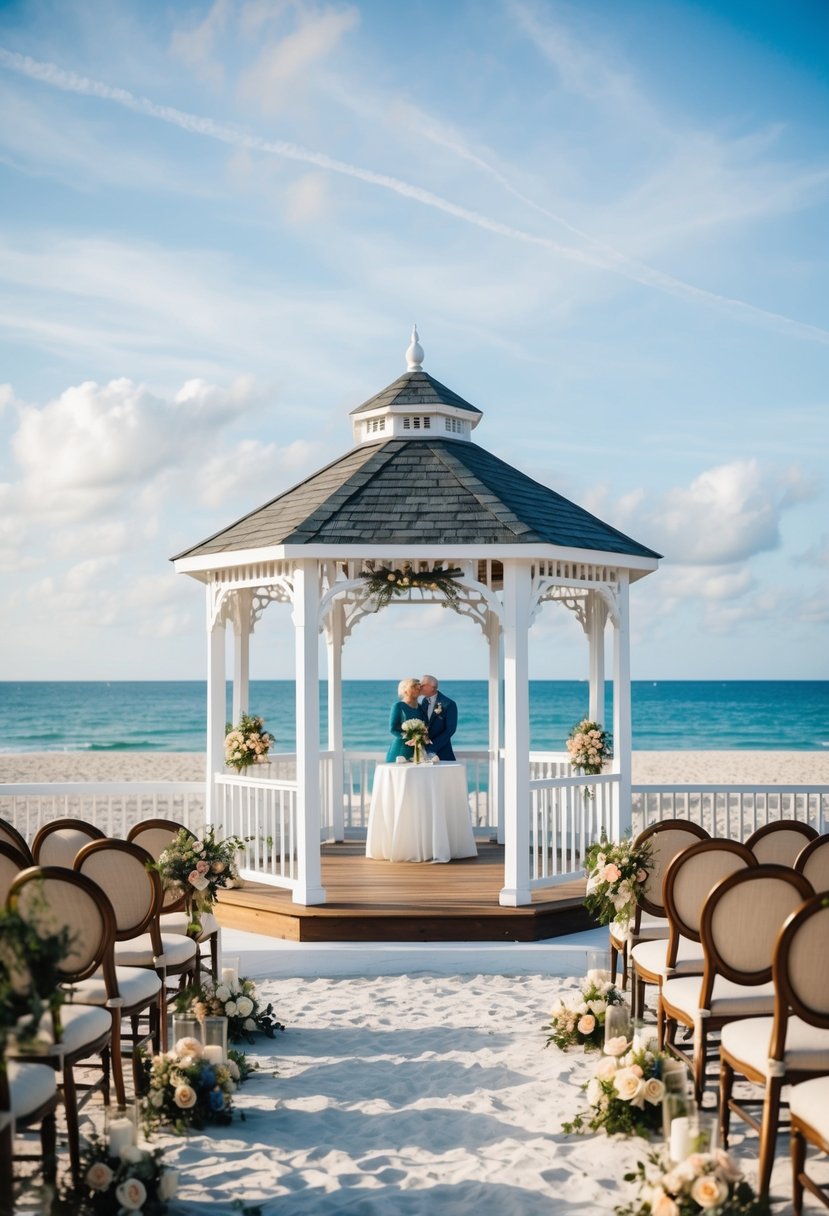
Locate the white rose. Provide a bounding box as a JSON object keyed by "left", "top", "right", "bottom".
{"left": 225, "top": 1000, "right": 237, "bottom": 1016}
{"left": 227, "top": 1058, "right": 240, "bottom": 1080}
{"left": 613, "top": 1068, "right": 643, "bottom": 1102}
{"left": 115, "top": 1178, "right": 147, "bottom": 1211}
{"left": 595, "top": 1055, "right": 618, "bottom": 1081}
{"left": 586, "top": 1077, "right": 604, "bottom": 1105}
{"left": 158, "top": 1170, "right": 178, "bottom": 1200}
{"left": 215, "top": 984, "right": 231, "bottom": 1003}
{"left": 643, "top": 1077, "right": 665, "bottom": 1105}
{"left": 244, "top": 1017, "right": 257, "bottom": 1031}
{"left": 236, "top": 996, "right": 254, "bottom": 1017}
{"left": 690, "top": 1176, "right": 729, "bottom": 1209}
{"left": 587, "top": 999, "right": 607, "bottom": 1016}
{"left": 85, "top": 1161, "right": 114, "bottom": 1190}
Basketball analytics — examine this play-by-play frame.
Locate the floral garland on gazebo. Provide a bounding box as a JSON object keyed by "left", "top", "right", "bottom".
{"left": 360, "top": 563, "right": 463, "bottom": 611}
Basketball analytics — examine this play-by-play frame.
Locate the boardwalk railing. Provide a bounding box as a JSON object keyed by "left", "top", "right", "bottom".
{"left": 0, "top": 782, "right": 207, "bottom": 840}
{"left": 632, "top": 784, "right": 829, "bottom": 838}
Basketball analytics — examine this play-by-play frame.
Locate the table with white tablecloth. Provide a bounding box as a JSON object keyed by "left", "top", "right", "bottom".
{"left": 366, "top": 762, "right": 478, "bottom": 863}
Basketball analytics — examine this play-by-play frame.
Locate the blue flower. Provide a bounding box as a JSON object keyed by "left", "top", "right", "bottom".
{"left": 200, "top": 1066, "right": 216, "bottom": 1088}
{"left": 209, "top": 1088, "right": 226, "bottom": 1111}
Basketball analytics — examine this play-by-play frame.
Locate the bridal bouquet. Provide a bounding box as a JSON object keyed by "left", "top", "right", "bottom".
{"left": 566, "top": 719, "right": 613, "bottom": 774}
{"left": 562, "top": 1043, "right": 667, "bottom": 1138}
{"left": 54, "top": 1137, "right": 177, "bottom": 1215}
{"left": 224, "top": 712, "right": 272, "bottom": 772}
{"left": 401, "top": 717, "right": 429, "bottom": 763}
{"left": 179, "top": 974, "right": 285, "bottom": 1044}
{"left": 584, "top": 833, "right": 652, "bottom": 930}
{"left": 545, "top": 971, "right": 625, "bottom": 1051}
{"left": 616, "top": 1148, "right": 770, "bottom": 1215}
{"left": 141, "top": 1035, "right": 236, "bottom": 1134}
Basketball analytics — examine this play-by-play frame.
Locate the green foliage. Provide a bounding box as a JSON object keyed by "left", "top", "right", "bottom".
{"left": 360, "top": 564, "right": 464, "bottom": 611}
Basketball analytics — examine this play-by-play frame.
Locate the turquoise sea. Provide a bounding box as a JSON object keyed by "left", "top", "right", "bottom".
{"left": 0, "top": 681, "right": 827, "bottom": 753}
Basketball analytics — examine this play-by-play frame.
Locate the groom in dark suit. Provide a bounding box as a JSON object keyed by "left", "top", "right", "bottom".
{"left": 420, "top": 674, "right": 458, "bottom": 762}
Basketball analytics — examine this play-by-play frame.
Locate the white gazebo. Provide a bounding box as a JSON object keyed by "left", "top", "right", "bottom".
{"left": 173, "top": 331, "right": 660, "bottom": 908}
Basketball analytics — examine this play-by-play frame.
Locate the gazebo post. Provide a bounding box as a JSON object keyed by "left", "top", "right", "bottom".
{"left": 231, "top": 589, "right": 252, "bottom": 723}
{"left": 486, "top": 611, "right": 504, "bottom": 845}
{"left": 205, "top": 614, "right": 227, "bottom": 827}
{"left": 292, "top": 559, "right": 326, "bottom": 905}
{"left": 611, "top": 573, "right": 632, "bottom": 840}
{"left": 587, "top": 593, "right": 607, "bottom": 726}
{"left": 500, "top": 559, "right": 532, "bottom": 906}
{"left": 326, "top": 598, "right": 346, "bottom": 842}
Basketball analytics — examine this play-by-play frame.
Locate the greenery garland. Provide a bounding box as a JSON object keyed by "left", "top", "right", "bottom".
{"left": 360, "top": 564, "right": 464, "bottom": 612}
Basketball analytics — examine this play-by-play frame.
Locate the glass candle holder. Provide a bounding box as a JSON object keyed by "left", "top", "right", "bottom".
{"left": 203, "top": 1015, "right": 229, "bottom": 1064}
{"left": 689, "top": 1111, "right": 718, "bottom": 1154}
{"left": 603, "top": 1002, "right": 631, "bottom": 1054}
{"left": 661, "top": 1060, "right": 691, "bottom": 1140}
{"left": 106, "top": 1102, "right": 138, "bottom": 1156}
{"left": 221, "top": 955, "right": 240, "bottom": 988}
{"left": 632, "top": 1018, "right": 658, "bottom": 1054}
{"left": 171, "top": 1015, "right": 202, "bottom": 1050}
{"left": 586, "top": 949, "right": 611, "bottom": 983}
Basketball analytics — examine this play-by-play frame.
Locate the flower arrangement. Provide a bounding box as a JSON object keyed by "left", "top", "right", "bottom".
{"left": 562, "top": 1043, "right": 668, "bottom": 1138}
{"left": 544, "top": 970, "right": 625, "bottom": 1051}
{"left": 616, "top": 1148, "right": 770, "bottom": 1215}
{"left": 584, "top": 833, "right": 653, "bottom": 931}
{"left": 566, "top": 719, "right": 613, "bottom": 774}
{"left": 53, "top": 1136, "right": 177, "bottom": 1215}
{"left": 140, "top": 1035, "right": 237, "bottom": 1134}
{"left": 401, "top": 717, "right": 430, "bottom": 763}
{"left": 224, "top": 712, "right": 272, "bottom": 773}
{"left": 360, "top": 563, "right": 463, "bottom": 612}
{"left": 178, "top": 974, "right": 285, "bottom": 1044}
{"left": 154, "top": 825, "right": 246, "bottom": 936}
{"left": 0, "top": 901, "right": 71, "bottom": 1044}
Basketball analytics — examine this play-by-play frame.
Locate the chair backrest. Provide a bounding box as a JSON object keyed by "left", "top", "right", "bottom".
{"left": 126, "top": 819, "right": 192, "bottom": 913}
{"left": 74, "top": 838, "right": 162, "bottom": 942}
{"left": 701, "top": 865, "right": 813, "bottom": 991}
{"left": 31, "top": 817, "right": 105, "bottom": 868}
{"left": 746, "top": 820, "right": 818, "bottom": 866}
{"left": 0, "top": 842, "right": 32, "bottom": 904}
{"left": 636, "top": 819, "right": 710, "bottom": 920}
{"left": 794, "top": 834, "right": 829, "bottom": 892}
{"left": 663, "top": 839, "right": 756, "bottom": 954}
{"left": 7, "top": 865, "right": 117, "bottom": 987}
{"left": 0, "top": 817, "right": 34, "bottom": 865}
{"left": 770, "top": 892, "right": 829, "bottom": 1060}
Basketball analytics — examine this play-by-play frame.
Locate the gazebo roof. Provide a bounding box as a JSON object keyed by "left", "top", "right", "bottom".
{"left": 173, "top": 434, "right": 660, "bottom": 562}
{"left": 349, "top": 369, "right": 483, "bottom": 418}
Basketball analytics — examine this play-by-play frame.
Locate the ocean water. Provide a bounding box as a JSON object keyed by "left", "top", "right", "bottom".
{"left": 0, "top": 680, "right": 826, "bottom": 754}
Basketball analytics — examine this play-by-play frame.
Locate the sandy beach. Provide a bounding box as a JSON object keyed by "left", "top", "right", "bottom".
{"left": 31, "top": 968, "right": 818, "bottom": 1215}
{"left": 1, "top": 749, "right": 829, "bottom": 785}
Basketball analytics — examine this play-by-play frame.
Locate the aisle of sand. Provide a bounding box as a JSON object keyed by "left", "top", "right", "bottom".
{"left": 1, "top": 750, "right": 828, "bottom": 784}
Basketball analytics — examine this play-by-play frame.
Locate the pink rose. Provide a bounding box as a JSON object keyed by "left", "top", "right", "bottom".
{"left": 196, "top": 859, "right": 210, "bottom": 874}
{"left": 602, "top": 863, "right": 622, "bottom": 883}
{"left": 651, "top": 1195, "right": 680, "bottom": 1216}
{"left": 115, "top": 1178, "right": 147, "bottom": 1211}
{"left": 690, "top": 1176, "right": 729, "bottom": 1209}
{"left": 174, "top": 1083, "right": 197, "bottom": 1109}
{"left": 604, "top": 1035, "right": 629, "bottom": 1056}
{"left": 577, "top": 1014, "right": 596, "bottom": 1036}
{"left": 85, "top": 1161, "right": 114, "bottom": 1190}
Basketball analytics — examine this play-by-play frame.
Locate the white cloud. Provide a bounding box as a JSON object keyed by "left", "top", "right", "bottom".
{"left": 236, "top": 5, "right": 360, "bottom": 114}
{"left": 196, "top": 437, "right": 320, "bottom": 508}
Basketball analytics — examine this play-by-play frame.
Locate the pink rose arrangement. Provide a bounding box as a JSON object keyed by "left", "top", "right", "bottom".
{"left": 584, "top": 832, "right": 653, "bottom": 931}
{"left": 154, "top": 825, "right": 247, "bottom": 936}
{"left": 562, "top": 1044, "right": 669, "bottom": 1138}
{"left": 615, "top": 1148, "right": 769, "bottom": 1215}
{"left": 54, "top": 1136, "right": 176, "bottom": 1214}
{"left": 224, "top": 711, "right": 272, "bottom": 772}
{"left": 566, "top": 718, "right": 612, "bottom": 775}
{"left": 545, "top": 970, "right": 625, "bottom": 1051}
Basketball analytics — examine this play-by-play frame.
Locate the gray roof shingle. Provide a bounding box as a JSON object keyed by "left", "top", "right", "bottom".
{"left": 349, "top": 370, "right": 482, "bottom": 417}
{"left": 174, "top": 437, "right": 660, "bottom": 561}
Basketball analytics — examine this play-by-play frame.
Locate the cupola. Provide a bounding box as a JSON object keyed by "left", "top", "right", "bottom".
{"left": 349, "top": 327, "right": 483, "bottom": 445}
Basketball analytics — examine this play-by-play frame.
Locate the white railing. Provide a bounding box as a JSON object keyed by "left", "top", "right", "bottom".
{"left": 632, "top": 785, "right": 829, "bottom": 837}
{"left": 215, "top": 771, "right": 298, "bottom": 889}
{"left": 0, "top": 782, "right": 206, "bottom": 840}
{"left": 529, "top": 772, "right": 618, "bottom": 889}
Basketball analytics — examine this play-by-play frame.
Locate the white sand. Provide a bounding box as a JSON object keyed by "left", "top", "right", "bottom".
{"left": 59, "top": 969, "right": 819, "bottom": 1215}
{"left": 2, "top": 749, "right": 829, "bottom": 785}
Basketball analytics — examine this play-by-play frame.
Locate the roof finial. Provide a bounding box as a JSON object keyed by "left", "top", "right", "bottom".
{"left": 405, "top": 324, "right": 424, "bottom": 371}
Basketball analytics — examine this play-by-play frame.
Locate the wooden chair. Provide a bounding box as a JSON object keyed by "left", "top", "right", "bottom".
{"left": 127, "top": 818, "right": 220, "bottom": 980}
{"left": 791, "top": 1076, "right": 829, "bottom": 1214}
{"left": 609, "top": 819, "right": 709, "bottom": 989}
{"left": 745, "top": 820, "right": 818, "bottom": 866}
{"left": 0, "top": 1058, "right": 60, "bottom": 1210}
{"left": 31, "top": 817, "right": 105, "bottom": 868}
{"left": 0, "top": 818, "right": 33, "bottom": 865}
{"left": 720, "top": 890, "right": 829, "bottom": 1196}
{"left": 75, "top": 839, "right": 198, "bottom": 1051}
{"left": 7, "top": 867, "right": 114, "bottom": 1180}
{"left": 630, "top": 838, "right": 755, "bottom": 1026}
{"left": 660, "top": 864, "right": 812, "bottom": 1104}
{"left": 794, "top": 833, "right": 829, "bottom": 892}
{"left": 0, "top": 843, "right": 30, "bottom": 904}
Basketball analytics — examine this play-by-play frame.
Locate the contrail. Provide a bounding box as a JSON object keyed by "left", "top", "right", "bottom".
{"left": 2, "top": 47, "right": 828, "bottom": 347}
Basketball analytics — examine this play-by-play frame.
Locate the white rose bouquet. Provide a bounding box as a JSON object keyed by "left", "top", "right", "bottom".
{"left": 562, "top": 1044, "right": 668, "bottom": 1138}
{"left": 544, "top": 970, "right": 625, "bottom": 1051}
{"left": 179, "top": 974, "right": 285, "bottom": 1044}
{"left": 584, "top": 832, "right": 652, "bottom": 931}
{"left": 616, "top": 1148, "right": 769, "bottom": 1215}
{"left": 224, "top": 712, "right": 273, "bottom": 772}
{"left": 55, "top": 1135, "right": 177, "bottom": 1214}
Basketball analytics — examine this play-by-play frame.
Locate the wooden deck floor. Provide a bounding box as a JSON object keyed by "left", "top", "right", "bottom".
{"left": 215, "top": 841, "right": 591, "bottom": 943}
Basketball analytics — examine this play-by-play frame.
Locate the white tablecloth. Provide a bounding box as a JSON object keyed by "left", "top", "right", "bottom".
{"left": 366, "top": 762, "right": 478, "bottom": 863}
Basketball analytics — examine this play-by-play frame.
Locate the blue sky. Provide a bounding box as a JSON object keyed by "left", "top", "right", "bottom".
{"left": 1, "top": 0, "right": 828, "bottom": 682}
